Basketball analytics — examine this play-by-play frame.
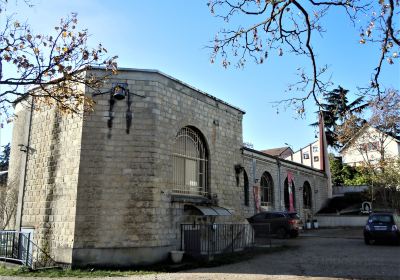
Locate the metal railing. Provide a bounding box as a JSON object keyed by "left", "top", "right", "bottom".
{"left": 181, "top": 223, "right": 259, "bottom": 257}
{"left": 0, "top": 231, "right": 58, "bottom": 270}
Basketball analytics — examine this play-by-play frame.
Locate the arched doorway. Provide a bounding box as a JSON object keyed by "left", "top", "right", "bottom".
{"left": 284, "top": 177, "right": 296, "bottom": 211}
{"left": 243, "top": 170, "right": 249, "bottom": 206}
{"left": 303, "top": 181, "right": 312, "bottom": 210}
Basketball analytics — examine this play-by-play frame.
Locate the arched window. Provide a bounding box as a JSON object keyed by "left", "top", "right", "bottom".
{"left": 284, "top": 177, "right": 296, "bottom": 211}
{"left": 172, "top": 127, "right": 208, "bottom": 196}
{"left": 243, "top": 170, "right": 249, "bottom": 206}
{"left": 303, "top": 181, "right": 312, "bottom": 209}
{"left": 260, "top": 172, "right": 274, "bottom": 207}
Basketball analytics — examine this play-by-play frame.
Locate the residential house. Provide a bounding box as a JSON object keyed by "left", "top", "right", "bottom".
{"left": 340, "top": 125, "right": 400, "bottom": 166}
{"left": 282, "top": 140, "right": 323, "bottom": 170}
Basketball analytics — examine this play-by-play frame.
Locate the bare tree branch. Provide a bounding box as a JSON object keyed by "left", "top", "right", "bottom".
{"left": 208, "top": 0, "right": 399, "bottom": 111}
{"left": 0, "top": 3, "right": 118, "bottom": 116}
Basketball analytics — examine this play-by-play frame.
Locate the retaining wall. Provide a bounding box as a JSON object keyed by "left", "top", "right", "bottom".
{"left": 317, "top": 215, "right": 368, "bottom": 227}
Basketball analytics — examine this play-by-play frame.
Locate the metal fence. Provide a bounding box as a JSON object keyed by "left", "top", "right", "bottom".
{"left": 181, "top": 223, "right": 268, "bottom": 257}
{"left": 0, "top": 231, "right": 57, "bottom": 269}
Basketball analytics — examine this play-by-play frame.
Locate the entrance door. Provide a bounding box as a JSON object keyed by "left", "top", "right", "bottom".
{"left": 183, "top": 228, "right": 201, "bottom": 255}
{"left": 19, "top": 227, "right": 34, "bottom": 265}
{"left": 284, "top": 178, "right": 296, "bottom": 211}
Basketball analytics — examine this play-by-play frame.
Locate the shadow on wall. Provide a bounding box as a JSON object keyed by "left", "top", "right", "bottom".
{"left": 41, "top": 110, "right": 62, "bottom": 252}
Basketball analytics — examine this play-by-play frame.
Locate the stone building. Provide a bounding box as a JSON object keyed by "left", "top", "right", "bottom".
{"left": 7, "top": 68, "right": 329, "bottom": 267}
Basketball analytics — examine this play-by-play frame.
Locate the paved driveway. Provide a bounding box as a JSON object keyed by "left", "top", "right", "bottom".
{"left": 2, "top": 228, "right": 400, "bottom": 280}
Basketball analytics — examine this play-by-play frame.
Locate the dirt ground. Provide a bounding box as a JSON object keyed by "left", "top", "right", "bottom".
{"left": 2, "top": 227, "right": 400, "bottom": 280}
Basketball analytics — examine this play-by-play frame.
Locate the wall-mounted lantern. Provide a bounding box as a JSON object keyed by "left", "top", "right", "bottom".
{"left": 18, "top": 144, "right": 28, "bottom": 153}
{"left": 234, "top": 164, "right": 244, "bottom": 187}
{"left": 93, "top": 82, "right": 144, "bottom": 136}
{"left": 112, "top": 84, "right": 128, "bottom": 100}
{"left": 234, "top": 164, "right": 244, "bottom": 175}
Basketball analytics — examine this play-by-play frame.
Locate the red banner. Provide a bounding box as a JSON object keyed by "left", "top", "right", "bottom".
{"left": 287, "top": 171, "right": 295, "bottom": 212}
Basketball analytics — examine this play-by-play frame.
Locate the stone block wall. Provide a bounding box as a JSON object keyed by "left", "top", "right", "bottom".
{"left": 72, "top": 69, "right": 247, "bottom": 267}
{"left": 6, "top": 101, "right": 32, "bottom": 230}
{"left": 73, "top": 72, "right": 165, "bottom": 266}
{"left": 12, "top": 95, "right": 84, "bottom": 263}
{"left": 151, "top": 71, "right": 247, "bottom": 242}
{"left": 242, "top": 148, "right": 328, "bottom": 222}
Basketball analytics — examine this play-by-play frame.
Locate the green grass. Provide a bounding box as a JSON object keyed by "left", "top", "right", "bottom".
{"left": 0, "top": 245, "right": 292, "bottom": 277}
{"left": 0, "top": 266, "right": 155, "bottom": 278}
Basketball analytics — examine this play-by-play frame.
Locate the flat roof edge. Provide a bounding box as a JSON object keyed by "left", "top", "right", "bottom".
{"left": 92, "top": 67, "right": 246, "bottom": 114}
{"left": 242, "top": 147, "right": 325, "bottom": 174}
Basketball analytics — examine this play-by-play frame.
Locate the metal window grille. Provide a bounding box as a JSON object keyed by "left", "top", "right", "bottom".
{"left": 260, "top": 172, "right": 273, "bottom": 207}
{"left": 172, "top": 127, "right": 208, "bottom": 196}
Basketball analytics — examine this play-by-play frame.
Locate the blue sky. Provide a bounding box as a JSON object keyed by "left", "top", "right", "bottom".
{"left": 1, "top": 0, "right": 399, "bottom": 151}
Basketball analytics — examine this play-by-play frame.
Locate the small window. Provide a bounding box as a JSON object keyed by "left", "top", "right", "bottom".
{"left": 313, "top": 156, "right": 319, "bottom": 162}
{"left": 368, "top": 142, "right": 380, "bottom": 151}
{"left": 361, "top": 143, "right": 368, "bottom": 151}
{"left": 312, "top": 146, "right": 319, "bottom": 153}
{"left": 303, "top": 152, "right": 309, "bottom": 159}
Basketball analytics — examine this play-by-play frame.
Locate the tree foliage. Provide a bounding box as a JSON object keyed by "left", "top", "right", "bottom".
{"left": 0, "top": 1, "right": 118, "bottom": 115}
{"left": 312, "top": 86, "right": 367, "bottom": 149}
{"left": 208, "top": 0, "right": 399, "bottom": 111}
{"left": 329, "top": 154, "right": 368, "bottom": 186}
{"left": 339, "top": 88, "right": 399, "bottom": 166}
{"left": 329, "top": 154, "right": 345, "bottom": 186}
{"left": 338, "top": 89, "right": 400, "bottom": 210}
{"left": 0, "top": 178, "right": 17, "bottom": 230}
{"left": 370, "top": 157, "right": 400, "bottom": 210}
{"left": 369, "top": 88, "right": 400, "bottom": 140}
{"left": 0, "top": 143, "right": 10, "bottom": 171}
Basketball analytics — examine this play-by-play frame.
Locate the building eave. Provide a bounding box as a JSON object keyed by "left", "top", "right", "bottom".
{"left": 91, "top": 67, "right": 246, "bottom": 115}
{"left": 242, "top": 147, "right": 325, "bottom": 175}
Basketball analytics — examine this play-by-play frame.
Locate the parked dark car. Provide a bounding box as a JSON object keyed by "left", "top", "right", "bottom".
{"left": 247, "top": 211, "right": 300, "bottom": 238}
{"left": 363, "top": 212, "right": 400, "bottom": 245}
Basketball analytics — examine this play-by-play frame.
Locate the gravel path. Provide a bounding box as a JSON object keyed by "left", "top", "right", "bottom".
{"left": 2, "top": 228, "right": 399, "bottom": 280}
{"left": 0, "top": 274, "right": 360, "bottom": 280}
